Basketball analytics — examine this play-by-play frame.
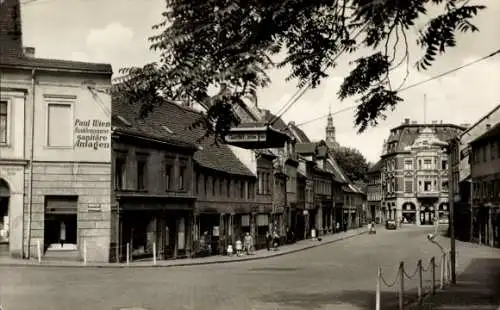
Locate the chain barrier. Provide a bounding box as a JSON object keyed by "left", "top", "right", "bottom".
{"left": 375, "top": 252, "right": 452, "bottom": 310}
{"left": 379, "top": 267, "right": 402, "bottom": 287}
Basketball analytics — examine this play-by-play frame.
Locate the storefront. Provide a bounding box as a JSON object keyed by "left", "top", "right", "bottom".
{"left": 402, "top": 202, "right": 417, "bottom": 224}
{"left": 420, "top": 204, "right": 435, "bottom": 225}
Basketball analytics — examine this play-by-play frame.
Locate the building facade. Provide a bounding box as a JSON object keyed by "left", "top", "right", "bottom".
{"left": 367, "top": 160, "right": 383, "bottom": 223}
{"left": 469, "top": 123, "right": 500, "bottom": 247}
{"left": 0, "top": 0, "right": 113, "bottom": 261}
{"left": 381, "top": 119, "right": 465, "bottom": 226}
{"left": 449, "top": 104, "right": 500, "bottom": 242}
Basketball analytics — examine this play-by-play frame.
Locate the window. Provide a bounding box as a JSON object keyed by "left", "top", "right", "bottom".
{"left": 227, "top": 178, "right": 231, "bottom": 197}
{"left": 404, "top": 160, "right": 413, "bottom": 170}
{"left": 240, "top": 181, "right": 245, "bottom": 199}
{"left": 248, "top": 182, "right": 254, "bottom": 200}
{"left": 418, "top": 159, "right": 422, "bottom": 170}
{"left": 137, "top": 156, "right": 148, "bottom": 191}
{"left": 47, "top": 103, "right": 72, "bottom": 147}
{"left": 442, "top": 180, "right": 448, "bottom": 191}
{"left": 164, "top": 157, "right": 174, "bottom": 191}
{"left": 423, "top": 159, "right": 432, "bottom": 170}
{"left": 258, "top": 172, "right": 263, "bottom": 194}
{"left": 179, "top": 166, "right": 186, "bottom": 190}
{"left": 424, "top": 181, "right": 432, "bottom": 191}
{"left": 114, "top": 153, "right": 127, "bottom": 190}
{"left": 482, "top": 146, "right": 487, "bottom": 162}
{"left": 404, "top": 180, "right": 413, "bottom": 193}
{"left": 491, "top": 142, "right": 496, "bottom": 160}
{"left": 219, "top": 179, "right": 224, "bottom": 197}
{"left": 212, "top": 177, "right": 217, "bottom": 196}
{"left": 204, "top": 175, "right": 208, "bottom": 195}
{"left": 441, "top": 159, "right": 447, "bottom": 170}
{"left": 0, "top": 100, "right": 7, "bottom": 144}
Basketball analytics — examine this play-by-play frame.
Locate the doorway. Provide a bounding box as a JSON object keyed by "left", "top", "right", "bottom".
{"left": 44, "top": 196, "right": 78, "bottom": 251}
{"left": 0, "top": 178, "right": 10, "bottom": 255}
{"left": 420, "top": 205, "right": 435, "bottom": 225}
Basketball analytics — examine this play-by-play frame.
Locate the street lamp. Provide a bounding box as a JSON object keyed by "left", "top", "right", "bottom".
{"left": 446, "top": 140, "right": 459, "bottom": 284}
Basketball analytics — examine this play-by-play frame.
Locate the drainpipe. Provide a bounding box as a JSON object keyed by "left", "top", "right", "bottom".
{"left": 26, "top": 69, "right": 36, "bottom": 258}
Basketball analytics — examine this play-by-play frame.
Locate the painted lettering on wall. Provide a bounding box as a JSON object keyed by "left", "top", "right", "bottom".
{"left": 74, "top": 119, "right": 111, "bottom": 150}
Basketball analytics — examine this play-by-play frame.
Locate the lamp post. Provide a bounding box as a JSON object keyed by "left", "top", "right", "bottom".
{"left": 446, "top": 140, "right": 458, "bottom": 284}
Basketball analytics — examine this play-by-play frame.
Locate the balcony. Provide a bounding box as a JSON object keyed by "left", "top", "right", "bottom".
{"left": 416, "top": 190, "right": 440, "bottom": 198}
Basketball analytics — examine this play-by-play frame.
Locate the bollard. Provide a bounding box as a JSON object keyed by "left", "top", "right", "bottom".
{"left": 417, "top": 259, "right": 423, "bottom": 304}
{"left": 126, "top": 242, "right": 130, "bottom": 266}
{"left": 440, "top": 253, "right": 445, "bottom": 289}
{"left": 398, "top": 262, "right": 404, "bottom": 310}
{"left": 83, "top": 240, "right": 87, "bottom": 266}
{"left": 375, "top": 267, "right": 381, "bottom": 310}
{"left": 431, "top": 257, "right": 436, "bottom": 295}
{"left": 153, "top": 242, "right": 157, "bottom": 266}
{"left": 443, "top": 252, "right": 449, "bottom": 285}
{"left": 37, "top": 240, "right": 42, "bottom": 264}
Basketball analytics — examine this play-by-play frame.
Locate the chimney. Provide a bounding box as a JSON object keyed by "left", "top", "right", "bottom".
{"left": 23, "top": 46, "right": 35, "bottom": 57}
{"left": 432, "top": 120, "right": 437, "bottom": 124}
{"left": 404, "top": 118, "right": 410, "bottom": 124}
{"left": 0, "top": 0, "right": 23, "bottom": 57}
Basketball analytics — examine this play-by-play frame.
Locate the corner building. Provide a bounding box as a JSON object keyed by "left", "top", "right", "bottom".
{"left": 0, "top": 0, "right": 113, "bottom": 261}
{"left": 381, "top": 119, "right": 465, "bottom": 226}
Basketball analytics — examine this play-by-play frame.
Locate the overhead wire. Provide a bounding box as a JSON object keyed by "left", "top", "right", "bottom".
{"left": 294, "top": 48, "right": 500, "bottom": 128}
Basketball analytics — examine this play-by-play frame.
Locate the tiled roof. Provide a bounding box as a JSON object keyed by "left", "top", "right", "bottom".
{"left": 470, "top": 122, "right": 500, "bottom": 145}
{"left": 368, "top": 159, "right": 383, "bottom": 173}
{"left": 112, "top": 98, "right": 255, "bottom": 177}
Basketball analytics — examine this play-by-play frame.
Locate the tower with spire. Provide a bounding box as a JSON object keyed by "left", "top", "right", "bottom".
{"left": 325, "top": 106, "right": 339, "bottom": 149}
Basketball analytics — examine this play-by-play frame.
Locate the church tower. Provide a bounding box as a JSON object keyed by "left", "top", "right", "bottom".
{"left": 325, "top": 106, "right": 339, "bottom": 149}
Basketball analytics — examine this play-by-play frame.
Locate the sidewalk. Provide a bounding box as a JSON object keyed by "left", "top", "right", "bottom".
{"left": 408, "top": 241, "right": 500, "bottom": 310}
{"left": 0, "top": 227, "right": 368, "bottom": 268}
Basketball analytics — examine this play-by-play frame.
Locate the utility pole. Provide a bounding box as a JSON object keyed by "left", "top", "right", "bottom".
{"left": 447, "top": 139, "right": 457, "bottom": 284}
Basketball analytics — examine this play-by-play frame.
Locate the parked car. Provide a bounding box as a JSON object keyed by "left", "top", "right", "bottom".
{"left": 385, "top": 219, "right": 397, "bottom": 230}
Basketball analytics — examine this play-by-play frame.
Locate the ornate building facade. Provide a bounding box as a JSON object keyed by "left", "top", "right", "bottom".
{"left": 381, "top": 119, "right": 465, "bottom": 226}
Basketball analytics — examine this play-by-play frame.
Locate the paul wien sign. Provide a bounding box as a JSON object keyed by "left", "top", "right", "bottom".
{"left": 74, "top": 119, "right": 111, "bottom": 150}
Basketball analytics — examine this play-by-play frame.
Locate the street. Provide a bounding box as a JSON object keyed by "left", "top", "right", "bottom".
{"left": 0, "top": 227, "right": 498, "bottom": 310}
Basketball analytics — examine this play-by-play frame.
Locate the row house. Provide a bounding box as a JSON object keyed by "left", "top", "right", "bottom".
{"left": 381, "top": 119, "right": 465, "bottom": 226}
{"left": 367, "top": 160, "right": 383, "bottom": 224}
{"left": 469, "top": 123, "right": 500, "bottom": 247}
{"left": 449, "top": 104, "right": 500, "bottom": 243}
{"left": 0, "top": 0, "right": 113, "bottom": 262}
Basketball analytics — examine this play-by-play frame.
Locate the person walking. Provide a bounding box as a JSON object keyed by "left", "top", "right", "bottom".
{"left": 243, "top": 232, "right": 253, "bottom": 255}
{"left": 265, "top": 231, "right": 272, "bottom": 251}
{"left": 59, "top": 220, "right": 66, "bottom": 249}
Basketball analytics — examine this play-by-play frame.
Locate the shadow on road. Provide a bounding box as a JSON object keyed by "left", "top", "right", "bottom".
{"left": 257, "top": 258, "right": 500, "bottom": 310}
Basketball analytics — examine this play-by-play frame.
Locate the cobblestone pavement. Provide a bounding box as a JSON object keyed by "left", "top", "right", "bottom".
{"left": 1, "top": 226, "right": 497, "bottom": 310}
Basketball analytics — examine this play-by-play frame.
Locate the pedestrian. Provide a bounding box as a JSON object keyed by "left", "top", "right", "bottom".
{"left": 59, "top": 220, "right": 66, "bottom": 248}
{"left": 244, "top": 232, "right": 252, "bottom": 255}
{"left": 273, "top": 231, "right": 280, "bottom": 250}
{"left": 336, "top": 222, "right": 340, "bottom": 233}
{"left": 265, "top": 231, "right": 272, "bottom": 251}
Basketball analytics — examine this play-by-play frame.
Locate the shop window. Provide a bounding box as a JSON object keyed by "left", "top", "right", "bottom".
{"left": 47, "top": 103, "right": 72, "bottom": 147}
{"left": 0, "top": 100, "right": 8, "bottom": 144}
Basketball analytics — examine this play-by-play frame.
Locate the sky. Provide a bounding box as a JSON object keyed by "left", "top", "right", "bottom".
{"left": 20, "top": 0, "right": 500, "bottom": 163}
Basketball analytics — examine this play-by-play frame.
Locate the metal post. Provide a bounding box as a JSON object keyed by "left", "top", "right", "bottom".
{"left": 444, "top": 252, "right": 449, "bottom": 284}
{"left": 375, "top": 266, "right": 381, "bottom": 310}
{"left": 440, "top": 253, "right": 445, "bottom": 289}
{"left": 126, "top": 242, "right": 130, "bottom": 266}
{"left": 417, "top": 259, "right": 423, "bottom": 304}
{"left": 447, "top": 142, "right": 456, "bottom": 284}
{"left": 36, "top": 240, "right": 41, "bottom": 264}
{"left": 399, "top": 262, "right": 404, "bottom": 310}
{"left": 153, "top": 242, "right": 157, "bottom": 265}
{"left": 83, "top": 240, "right": 87, "bottom": 266}
{"left": 431, "top": 257, "right": 436, "bottom": 295}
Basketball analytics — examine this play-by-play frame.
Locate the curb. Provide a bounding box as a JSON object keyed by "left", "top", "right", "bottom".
{"left": 0, "top": 229, "right": 368, "bottom": 269}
